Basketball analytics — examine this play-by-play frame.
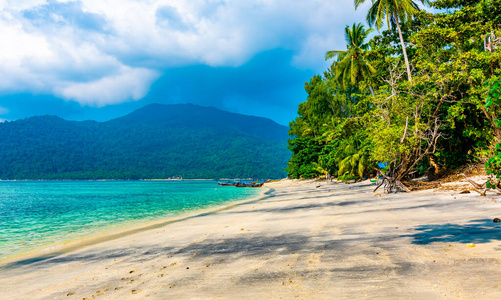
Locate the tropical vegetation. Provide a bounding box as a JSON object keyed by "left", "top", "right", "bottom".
{"left": 287, "top": 0, "right": 501, "bottom": 190}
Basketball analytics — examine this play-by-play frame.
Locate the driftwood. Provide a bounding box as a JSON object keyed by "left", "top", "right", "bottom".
{"left": 460, "top": 174, "right": 501, "bottom": 196}
{"left": 374, "top": 172, "right": 411, "bottom": 194}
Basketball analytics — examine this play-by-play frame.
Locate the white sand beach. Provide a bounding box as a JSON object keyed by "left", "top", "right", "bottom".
{"left": 2, "top": 178, "right": 501, "bottom": 299}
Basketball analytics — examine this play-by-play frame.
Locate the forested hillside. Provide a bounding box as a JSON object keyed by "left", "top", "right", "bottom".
{"left": 0, "top": 104, "right": 290, "bottom": 179}
{"left": 287, "top": 0, "right": 501, "bottom": 190}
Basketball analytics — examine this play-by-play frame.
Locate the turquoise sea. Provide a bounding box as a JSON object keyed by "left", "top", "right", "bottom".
{"left": 0, "top": 180, "right": 261, "bottom": 261}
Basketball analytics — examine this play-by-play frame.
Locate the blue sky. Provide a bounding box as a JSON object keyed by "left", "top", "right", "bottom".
{"left": 0, "top": 0, "right": 372, "bottom": 125}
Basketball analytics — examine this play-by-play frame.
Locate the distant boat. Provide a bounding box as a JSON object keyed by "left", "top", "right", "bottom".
{"left": 216, "top": 179, "right": 264, "bottom": 187}
{"left": 234, "top": 182, "right": 264, "bottom": 188}
{"left": 217, "top": 181, "right": 236, "bottom": 186}
{"left": 216, "top": 179, "right": 237, "bottom": 186}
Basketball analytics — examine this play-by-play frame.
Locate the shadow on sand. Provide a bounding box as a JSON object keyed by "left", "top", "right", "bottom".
{"left": 408, "top": 219, "right": 501, "bottom": 245}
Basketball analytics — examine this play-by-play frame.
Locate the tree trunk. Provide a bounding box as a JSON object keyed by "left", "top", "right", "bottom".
{"left": 394, "top": 14, "right": 412, "bottom": 82}
{"left": 369, "top": 85, "right": 375, "bottom": 96}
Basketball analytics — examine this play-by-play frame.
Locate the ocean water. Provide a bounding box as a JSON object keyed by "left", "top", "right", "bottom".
{"left": 0, "top": 180, "right": 261, "bottom": 260}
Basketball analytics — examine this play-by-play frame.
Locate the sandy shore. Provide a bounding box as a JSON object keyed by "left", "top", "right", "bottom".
{"left": 2, "top": 178, "right": 501, "bottom": 299}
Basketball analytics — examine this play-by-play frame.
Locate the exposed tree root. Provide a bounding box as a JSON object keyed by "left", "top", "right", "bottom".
{"left": 374, "top": 173, "right": 411, "bottom": 194}
{"left": 460, "top": 173, "right": 501, "bottom": 196}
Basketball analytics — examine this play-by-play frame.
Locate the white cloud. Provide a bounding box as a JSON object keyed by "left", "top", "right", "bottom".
{"left": 0, "top": 0, "right": 48, "bottom": 12}
{"left": 54, "top": 66, "right": 160, "bottom": 106}
{"left": 0, "top": 0, "right": 373, "bottom": 106}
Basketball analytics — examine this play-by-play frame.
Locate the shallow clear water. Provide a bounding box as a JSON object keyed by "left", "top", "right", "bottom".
{"left": 0, "top": 180, "right": 261, "bottom": 260}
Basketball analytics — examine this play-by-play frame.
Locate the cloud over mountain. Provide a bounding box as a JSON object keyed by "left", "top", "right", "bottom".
{"left": 0, "top": 0, "right": 368, "bottom": 108}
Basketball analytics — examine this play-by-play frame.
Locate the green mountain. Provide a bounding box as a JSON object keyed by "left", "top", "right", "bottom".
{"left": 0, "top": 103, "right": 290, "bottom": 179}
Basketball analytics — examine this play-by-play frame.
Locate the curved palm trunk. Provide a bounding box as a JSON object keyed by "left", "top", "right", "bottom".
{"left": 394, "top": 13, "right": 412, "bottom": 82}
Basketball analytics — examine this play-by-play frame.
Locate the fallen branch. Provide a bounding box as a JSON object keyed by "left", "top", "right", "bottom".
{"left": 459, "top": 173, "right": 486, "bottom": 189}
{"left": 396, "top": 180, "right": 411, "bottom": 192}
{"left": 459, "top": 173, "right": 501, "bottom": 196}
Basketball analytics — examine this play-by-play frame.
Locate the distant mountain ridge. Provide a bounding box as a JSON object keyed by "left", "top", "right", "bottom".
{"left": 0, "top": 103, "right": 290, "bottom": 179}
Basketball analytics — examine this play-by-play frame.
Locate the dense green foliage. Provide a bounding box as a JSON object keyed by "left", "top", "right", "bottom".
{"left": 0, "top": 104, "right": 290, "bottom": 179}
{"left": 287, "top": 0, "right": 501, "bottom": 181}
{"left": 486, "top": 76, "right": 501, "bottom": 182}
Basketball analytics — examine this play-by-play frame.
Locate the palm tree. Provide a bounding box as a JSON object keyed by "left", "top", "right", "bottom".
{"left": 325, "top": 23, "right": 376, "bottom": 93}
{"left": 354, "top": 0, "right": 429, "bottom": 82}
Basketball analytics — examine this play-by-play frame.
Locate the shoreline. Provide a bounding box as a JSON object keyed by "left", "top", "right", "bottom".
{"left": 2, "top": 178, "right": 501, "bottom": 298}
{"left": 0, "top": 186, "right": 269, "bottom": 267}
{"left": 0, "top": 179, "right": 218, "bottom": 182}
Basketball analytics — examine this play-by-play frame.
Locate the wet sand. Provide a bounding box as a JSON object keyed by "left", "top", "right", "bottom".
{"left": 2, "top": 179, "right": 501, "bottom": 299}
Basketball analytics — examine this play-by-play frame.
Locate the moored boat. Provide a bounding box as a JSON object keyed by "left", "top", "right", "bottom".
{"left": 217, "top": 179, "right": 237, "bottom": 186}
{"left": 234, "top": 182, "right": 264, "bottom": 187}
{"left": 217, "top": 181, "right": 236, "bottom": 186}
{"left": 217, "top": 179, "right": 264, "bottom": 187}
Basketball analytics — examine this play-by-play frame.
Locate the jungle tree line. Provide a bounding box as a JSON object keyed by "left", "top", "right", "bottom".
{"left": 287, "top": 0, "right": 501, "bottom": 190}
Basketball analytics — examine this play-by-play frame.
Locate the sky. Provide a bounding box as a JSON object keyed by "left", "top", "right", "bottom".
{"left": 0, "top": 0, "right": 373, "bottom": 125}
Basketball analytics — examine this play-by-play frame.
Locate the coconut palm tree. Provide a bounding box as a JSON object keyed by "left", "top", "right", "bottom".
{"left": 354, "top": 0, "right": 429, "bottom": 82}
{"left": 325, "top": 23, "right": 376, "bottom": 94}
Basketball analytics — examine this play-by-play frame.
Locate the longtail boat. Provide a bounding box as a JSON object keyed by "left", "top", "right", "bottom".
{"left": 217, "top": 181, "right": 236, "bottom": 186}
{"left": 217, "top": 179, "right": 264, "bottom": 187}
{"left": 217, "top": 179, "right": 237, "bottom": 186}
{"left": 234, "top": 182, "right": 264, "bottom": 187}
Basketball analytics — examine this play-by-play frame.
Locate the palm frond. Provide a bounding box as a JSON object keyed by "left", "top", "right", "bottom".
{"left": 328, "top": 22, "right": 378, "bottom": 88}
{"left": 358, "top": 155, "right": 366, "bottom": 178}
{"left": 325, "top": 50, "right": 347, "bottom": 61}
{"left": 360, "top": 56, "right": 376, "bottom": 74}
{"left": 344, "top": 25, "right": 352, "bottom": 45}
{"left": 354, "top": 0, "right": 365, "bottom": 9}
